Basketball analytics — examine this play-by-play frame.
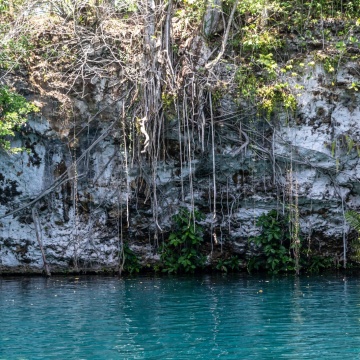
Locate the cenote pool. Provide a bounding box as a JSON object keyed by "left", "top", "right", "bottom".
{"left": 0, "top": 274, "right": 360, "bottom": 359}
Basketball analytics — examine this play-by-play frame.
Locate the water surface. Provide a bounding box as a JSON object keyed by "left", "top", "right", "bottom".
{"left": 0, "top": 274, "right": 359, "bottom": 359}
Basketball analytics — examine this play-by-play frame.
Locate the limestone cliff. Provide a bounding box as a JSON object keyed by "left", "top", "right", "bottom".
{"left": 0, "top": 0, "right": 359, "bottom": 273}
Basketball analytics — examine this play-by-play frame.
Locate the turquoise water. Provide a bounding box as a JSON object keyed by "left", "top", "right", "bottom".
{"left": 0, "top": 275, "right": 360, "bottom": 359}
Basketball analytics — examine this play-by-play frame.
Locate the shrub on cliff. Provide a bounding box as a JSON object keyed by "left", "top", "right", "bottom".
{"left": 0, "top": 86, "right": 39, "bottom": 151}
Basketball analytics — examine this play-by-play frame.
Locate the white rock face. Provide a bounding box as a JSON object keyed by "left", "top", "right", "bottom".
{"left": 203, "top": 0, "right": 223, "bottom": 37}
{"left": 0, "top": 62, "right": 359, "bottom": 272}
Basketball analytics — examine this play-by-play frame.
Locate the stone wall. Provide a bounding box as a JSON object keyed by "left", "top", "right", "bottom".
{"left": 0, "top": 23, "right": 360, "bottom": 274}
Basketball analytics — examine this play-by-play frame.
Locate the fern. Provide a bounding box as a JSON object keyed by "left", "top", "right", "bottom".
{"left": 345, "top": 210, "right": 360, "bottom": 232}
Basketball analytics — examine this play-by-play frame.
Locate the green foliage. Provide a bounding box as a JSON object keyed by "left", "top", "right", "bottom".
{"left": 122, "top": 243, "right": 140, "bottom": 274}
{"left": 257, "top": 53, "right": 278, "bottom": 78}
{"left": 215, "top": 256, "right": 241, "bottom": 273}
{"left": 0, "top": 35, "right": 33, "bottom": 70}
{"left": 0, "top": 87, "right": 39, "bottom": 151}
{"left": 161, "top": 208, "right": 205, "bottom": 274}
{"left": 351, "top": 242, "right": 360, "bottom": 263}
{"left": 235, "top": 66, "right": 258, "bottom": 99}
{"left": 343, "top": 210, "right": 360, "bottom": 262}
{"left": 0, "top": 2, "right": 33, "bottom": 68}
{"left": 228, "top": 0, "right": 360, "bottom": 118}
{"left": 242, "top": 29, "right": 283, "bottom": 55}
{"left": 312, "top": 38, "right": 354, "bottom": 78}
{"left": 49, "top": 0, "right": 106, "bottom": 26}
{"left": 0, "top": 0, "right": 25, "bottom": 16}
{"left": 345, "top": 210, "right": 360, "bottom": 232}
{"left": 318, "top": 54, "right": 338, "bottom": 75}
{"left": 248, "top": 210, "right": 294, "bottom": 273}
{"left": 343, "top": 135, "right": 355, "bottom": 154}
{"left": 304, "top": 254, "right": 334, "bottom": 273}
{"left": 235, "top": 54, "right": 297, "bottom": 117}
{"left": 298, "top": 0, "right": 360, "bottom": 19}
{"left": 256, "top": 82, "right": 297, "bottom": 117}
{"left": 175, "top": 0, "right": 206, "bottom": 28}
{"left": 348, "top": 82, "right": 360, "bottom": 92}
{"left": 161, "top": 92, "right": 177, "bottom": 114}
{"left": 114, "top": 0, "right": 138, "bottom": 13}
{"left": 236, "top": 0, "right": 273, "bottom": 15}
{"left": 327, "top": 135, "right": 360, "bottom": 157}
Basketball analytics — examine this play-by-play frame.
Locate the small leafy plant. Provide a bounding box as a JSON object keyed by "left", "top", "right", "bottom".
{"left": 215, "top": 256, "right": 241, "bottom": 273}
{"left": 345, "top": 210, "right": 360, "bottom": 231}
{"left": 304, "top": 254, "right": 334, "bottom": 273}
{"left": 345, "top": 210, "right": 360, "bottom": 262}
{"left": 256, "top": 82, "right": 297, "bottom": 117}
{"left": 0, "top": 87, "right": 39, "bottom": 151}
{"left": 122, "top": 243, "right": 140, "bottom": 274}
{"left": 248, "top": 210, "right": 294, "bottom": 273}
{"left": 161, "top": 208, "right": 205, "bottom": 274}
{"left": 0, "top": 35, "right": 33, "bottom": 70}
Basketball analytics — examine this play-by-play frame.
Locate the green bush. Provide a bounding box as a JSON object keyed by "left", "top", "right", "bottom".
{"left": 345, "top": 210, "right": 360, "bottom": 262}
{"left": 0, "top": 87, "right": 39, "bottom": 151}
{"left": 122, "top": 243, "right": 140, "bottom": 274}
{"left": 0, "top": 35, "right": 33, "bottom": 70}
{"left": 161, "top": 208, "right": 206, "bottom": 274}
{"left": 215, "top": 256, "right": 241, "bottom": 273}
{"left": 304, "top": 254, "right": 334, "bottom": 273}
{"left": 248, "top": 210, "right": 294, "bottom": 273}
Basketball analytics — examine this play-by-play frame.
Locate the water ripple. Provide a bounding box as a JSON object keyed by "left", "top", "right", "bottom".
{"left": 0, "top": 275, "right": 359, "bottom": 359}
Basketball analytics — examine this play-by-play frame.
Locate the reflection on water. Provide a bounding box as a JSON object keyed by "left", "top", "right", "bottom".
{"left": 0, "top": 274, "right": 360, "bottom": 359}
